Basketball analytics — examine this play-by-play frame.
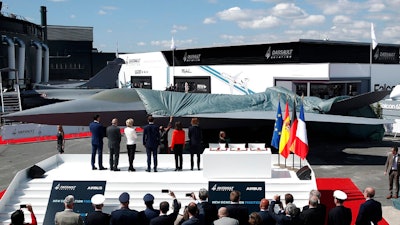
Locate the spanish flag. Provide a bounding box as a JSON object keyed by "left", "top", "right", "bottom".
{"left": 288, "top": 99, "right": 298, "bottom": 152}
{"left": 279, "top": 102, "right": 290, "bottom": 158}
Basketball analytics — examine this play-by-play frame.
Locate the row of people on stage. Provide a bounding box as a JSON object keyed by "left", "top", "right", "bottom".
{"left": 12, "top": 187, "right": 382, "bottom": 225}
{"left": 86, "top": 114, "right": 205, "bottom": 172}
{"left": 57, "top": 114, "right": 231, "bottom": 172}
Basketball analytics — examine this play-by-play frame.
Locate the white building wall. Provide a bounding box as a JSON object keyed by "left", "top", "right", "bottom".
{"left": 118, "top": 52, "right": 168, "bottom": 89}
{"left": 330, "top": 63, "right": 400, "bottom": 91}
{"left": 370, "top": 64, "right": 400, "bottom": 91}
{"left": 118, "top": 51, "right": 400, "bottom": 95}
{"left": 329, "top": 63, "right": 370, "bottom": 78}
{"left": 170, "top": 64, "right": 330, "bottom": 94}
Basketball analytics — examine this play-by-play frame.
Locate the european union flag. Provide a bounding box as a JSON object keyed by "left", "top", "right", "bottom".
{"left": 271, "top": 101, "right": 283, "bottom": 149}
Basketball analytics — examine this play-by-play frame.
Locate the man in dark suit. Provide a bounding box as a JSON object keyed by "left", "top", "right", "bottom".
{"left": 182, "top": 202, "right": 200, "bottom": 225}
{"left": 89, "top": 114, "right": 106, "bottom": 170}
{"left": 110, "top": 192, "right": 139, "bottom": 225}
{"left": 257, "top": 198, "right": 275, "bottom": 225}
{"left": 138, "top": 193, "right": 160, "bottom": 225}
{"left": 106, "top": 118, "right": 122, "bottom": 171}
{"left": 268, "top": 195, "right": 301, "bottom": 225}
{"left": 384, "top": 146, "right": 399, "bottom": 199}
{"left": 149, "top": 191, "right": 181, "bottom": 225}
{"left": 225, "top": 190, "right": 249, "bottom": 225}
{"left": 85, "top": 194, "right": 110, "bottom": 225}
{"left": 302, "top": 190, "right": 326, "bottom": 220}
{"left": 300, "top": 195, "right": 325, "bottom": 225}
{"left": 355, "top": 187, "right": 382, "bottom": 225}
{"left": 143, "top": 115, "right": 160, "bottom": 172}
{"left": 191, "top": 188, "right": 218, "bottom": 225}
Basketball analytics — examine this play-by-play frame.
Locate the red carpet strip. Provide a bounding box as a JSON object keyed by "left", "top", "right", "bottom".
{"left": 316, "top": 178, "right": 389, "bottom": 225}
{"left": 0, "top": 128, "right": 144, "bottom": 145}
{"left": 0, "top": 132, "right": 91, "bottom": 145}
{"left": 0, "top": 190, "right": 5, "bottom": 199}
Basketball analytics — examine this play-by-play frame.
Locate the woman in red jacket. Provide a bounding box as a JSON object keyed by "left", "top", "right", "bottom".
{"left": 170, "top": 121, "right": 185, "bottom": 171}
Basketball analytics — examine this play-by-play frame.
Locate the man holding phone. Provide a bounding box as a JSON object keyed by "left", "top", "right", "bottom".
{"left": 150, "top": 190, "right": 181, "bottom": 225}
{"left": 10, "top": 204, "right": 37, "bottom": 225}
{"left": 138, "top": 193, "right": 159, "bottom": 225}
{"left": 189, "top": 188, "right": 218, "bottom": 225}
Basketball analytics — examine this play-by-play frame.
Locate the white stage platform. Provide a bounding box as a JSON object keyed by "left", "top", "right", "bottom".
{"left": 0, "top": 153, "right": 316, "bottom": 225}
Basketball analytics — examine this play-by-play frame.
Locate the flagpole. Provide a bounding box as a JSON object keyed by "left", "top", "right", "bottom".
{"left": 370, "top": 23, "right": 373, "bottom": 78}
{"left": 170, "top": 36, "right": 176, "bottom": 88}
{"left": 292, "top": 96, "right": 296, "bottom": 170}
{"left": 370, "top": 23, "right": 377, "bottom": 83}
{"left": 285, "top": 96, "right": 288, "bottom": 168}
{"left": 299, "top": 95, "right": 303, "bottom": 168}
{"left": 278, "top": 94, "right": 281, "bottom": 166}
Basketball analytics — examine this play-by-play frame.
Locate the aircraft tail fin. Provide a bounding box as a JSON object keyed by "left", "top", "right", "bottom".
{"left": 78, "top": 58, "right": 125, "bottom": 89}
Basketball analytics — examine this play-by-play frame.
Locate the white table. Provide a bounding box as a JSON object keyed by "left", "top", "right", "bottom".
{"left": 203, "top": 148, "right": 272, "bottom": 179}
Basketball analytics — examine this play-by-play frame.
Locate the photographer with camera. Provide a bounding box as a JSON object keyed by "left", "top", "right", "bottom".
{"left": 268, "top": 195, "right": 301, "bottom": 225}
{"left": 188, "top": 188, "right": 218, "bottom": 225}
{"left": 10, "top": 204, "right": 37, "bottom": 225}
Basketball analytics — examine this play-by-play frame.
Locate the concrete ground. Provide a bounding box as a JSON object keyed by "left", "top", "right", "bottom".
{"left": 0, "top": 133, "right": 399, "bottom": 224}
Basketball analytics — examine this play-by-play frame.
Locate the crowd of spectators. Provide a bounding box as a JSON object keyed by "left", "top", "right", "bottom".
{"left": 12, "top": 187, "right": 382, "bottom": 225}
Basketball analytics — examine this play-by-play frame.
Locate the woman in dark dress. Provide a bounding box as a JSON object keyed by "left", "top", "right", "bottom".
{"left": 159, "top": 116, "right": 173, "bottom": 154}
{"left": 56, "top": 125, "right": 65, "bottom": 154}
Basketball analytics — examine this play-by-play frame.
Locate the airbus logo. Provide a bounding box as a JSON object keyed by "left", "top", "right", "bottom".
{"left": 87, "top": 186, "right": 103, "bottom": 190}
{"left": 211, "top": 184, "right": 234, "bottom": 192}
{"left": 246, "top": 187, "right": 262, "bottom": 191}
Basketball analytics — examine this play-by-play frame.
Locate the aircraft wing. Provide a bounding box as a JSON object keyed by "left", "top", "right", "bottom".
{"left": 329, "top": 90, "right": 390, "bottom": 114}
{"left": 3, "top": 88, "right": 392, "bottom": 128}
{"left": 185, "top": 111, "right": 392, "bottom": 125}
{"left": 32, "top": 89, "right": 105, "bottom": 100}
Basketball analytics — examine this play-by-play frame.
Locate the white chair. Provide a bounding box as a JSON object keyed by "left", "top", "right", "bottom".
{"left": 208, "top": 143, "right": 227, "bottom": 149}
{"left": 208, "top": 143, "right": 220, "bottom": 149}
{"left": 248, "top": 143, "right": 266, "bottom": 150}
{"left": 228, "top": 143, "right": 246, "bottom": 150}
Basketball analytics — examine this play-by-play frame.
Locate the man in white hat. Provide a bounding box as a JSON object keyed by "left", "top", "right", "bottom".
{"left": 327, "top": 190, "right": 352, "bottom": 225}
{"left": 85, "top": 194, "right": 110, "bottom": 225}
{"left": 55, "top": 195, "right": 84, "bottom": 225}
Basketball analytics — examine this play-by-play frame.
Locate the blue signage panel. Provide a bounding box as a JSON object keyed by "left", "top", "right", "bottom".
{"left": 208, "top": 181, "right": 265, "bottom": 214}
{"left": 43, "top": 180, "right": 106, "bottom": 225}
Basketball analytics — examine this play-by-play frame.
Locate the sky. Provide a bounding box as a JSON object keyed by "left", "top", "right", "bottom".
{"left": 2, "top": 0, "right": 400, "bottom": 53}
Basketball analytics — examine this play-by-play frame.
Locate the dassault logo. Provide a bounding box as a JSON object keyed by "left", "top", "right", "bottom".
{"left": 265, "top": 46, "right": 293, "bottom": 60}
{"left": 246, "top": 187, "right": 262, "bottom": 191}
{"left": 54, "top": 183, "right": 76, "bottom": 191}
{"left": 211, "top": 184, "right": 234, "bottom": 192}
{"left": 183, "top": 52, "right": 201, "bottom": 62}
{"left": 374, "top": 48, "right": 397, "bottom": 61}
